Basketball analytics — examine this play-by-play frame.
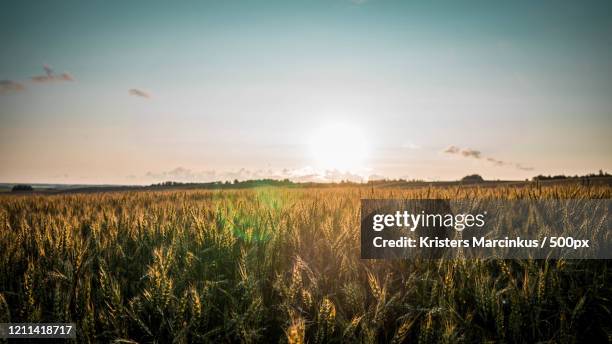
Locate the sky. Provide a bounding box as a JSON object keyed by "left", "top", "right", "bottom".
{"left": 1, "top": 0, "right": 611, "bottom": 184}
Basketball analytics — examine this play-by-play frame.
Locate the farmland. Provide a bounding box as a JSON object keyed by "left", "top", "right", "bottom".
{"left": 0, "top": 184, "right": 610, "bottom": 343}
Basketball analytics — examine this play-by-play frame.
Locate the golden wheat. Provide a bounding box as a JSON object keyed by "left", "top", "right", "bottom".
{"left": 0, "top": 184, "right": 609, "bottom": 342}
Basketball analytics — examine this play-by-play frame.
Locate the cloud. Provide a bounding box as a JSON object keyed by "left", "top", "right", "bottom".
{"left": 31, "top": 73, "right": 73, "bottom": 82}
{"left": 323, "top": 169, "right": 366, "bottom": 182}
{"left": 2, "top": 64, "right": 73, "bottom": 93}
{"left": 143, "top": 166, "right": 375, "bottom": 184}
{"left": 444, "top": 145, "right": 533, "bottom": 171}
{"left": 444, "top": 145, "right": 460, "bottom": 154}
{"left": 43, "top": 64, "right": 53, "bottom": 76}
{"left": 31, "top": 64, "right": 74, "bottom": 83}
{"left": 0, "top": 80, "right": 26, "bottom": 93}
{"left": 144, "top": 167, "right": 280, "bottom": 182}
{"left": 486, "top": 157, "right": 506, "bottom": 166}
{"left": 402, "top": 142, "right": 421, "bottom": 150}
{"left": 515, "top": 164, "right": 534, "bottom": 171}
{"left": 129, "top": 88, "right": 150, "bottom": 99}
{"left": 460, "top": 148, "right": 481, "bottom": 159}
{"left": 146, "top": 167, "right": 215, "bottom": 182}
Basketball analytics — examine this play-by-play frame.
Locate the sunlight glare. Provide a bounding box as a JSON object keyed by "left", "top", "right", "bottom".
{"left": 309, "top": 123, "right": 370, "bottom": 172}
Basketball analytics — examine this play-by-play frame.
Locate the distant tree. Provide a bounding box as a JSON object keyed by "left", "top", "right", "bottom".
{"left": 461, "top": 174, "right": 484, "bottom": 183}
{"left": 11, "top": 184, "right": 33, "bottom": 192}
{"left": 532, "top": 171, "right": 610, "bottom": 181}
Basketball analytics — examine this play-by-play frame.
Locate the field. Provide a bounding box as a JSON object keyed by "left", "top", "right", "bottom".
{"left": 0, "top": 184, "right": 611, "bottom": 343}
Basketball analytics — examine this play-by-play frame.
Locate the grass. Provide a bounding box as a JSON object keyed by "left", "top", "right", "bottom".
{"left": 0, "top": 184, "right": 610, "bottom": 343}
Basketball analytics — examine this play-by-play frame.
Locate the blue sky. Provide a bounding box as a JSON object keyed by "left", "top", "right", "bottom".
{"left": 1, "top": 0, "right": 611, "bottom": 184}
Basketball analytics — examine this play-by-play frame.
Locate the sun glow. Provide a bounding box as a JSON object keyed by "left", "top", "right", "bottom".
{"left": 309, "top": 123, "right": 370, "bottom": 172}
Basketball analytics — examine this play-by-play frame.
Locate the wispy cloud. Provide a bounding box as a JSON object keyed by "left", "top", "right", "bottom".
{"left": 445, "top": 146, "right": 482, "bottom": 159}
{"left": 43, "top": 64, "right": 53, "bottom": 76}
{"left": 444, "top": 145, "right": 460, "bottom": 154}
{"left": 486, "top": 157, "right": 506, "bottom": 166}
{"left": 129, "top": 88, "right": 150, "bottom": 99}
{"left": 146, "top": 167, "right": 214, "bottom": 181}
{"left": 145, "top": 167, "right": 281, "bottom": 183}
{"left": 31, "top": 64, "right": 74, "bottom": 83}
{"left": 402, "top": 142, "right": 421, "bottom": 150}
{"left": 444, "top": 145, "right": 534, "bottom": 171}
{"left": 0, "top": 80, "right": 26, "bottom": 93}
{"left": 515, "top": 164, "right": 534, "bottom": 171}
{"left": 144, "top": 166, "right": 372, "bottom": 183}
{"left": 460, "top": 148, "right": 481, "bottom": 159}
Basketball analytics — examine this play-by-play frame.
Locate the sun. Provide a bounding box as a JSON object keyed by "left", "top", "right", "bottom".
{"left": 308, "top": 123, "right": 370, "bottom": 171}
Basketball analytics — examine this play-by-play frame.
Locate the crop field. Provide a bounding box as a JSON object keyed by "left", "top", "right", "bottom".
{"left": 0, "top": 184, "right": 610, "bottom": 343}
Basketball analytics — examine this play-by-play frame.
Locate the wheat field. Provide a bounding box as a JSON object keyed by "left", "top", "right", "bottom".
{"left": 0, "top": 184, "right": 610, "bottom": 343}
